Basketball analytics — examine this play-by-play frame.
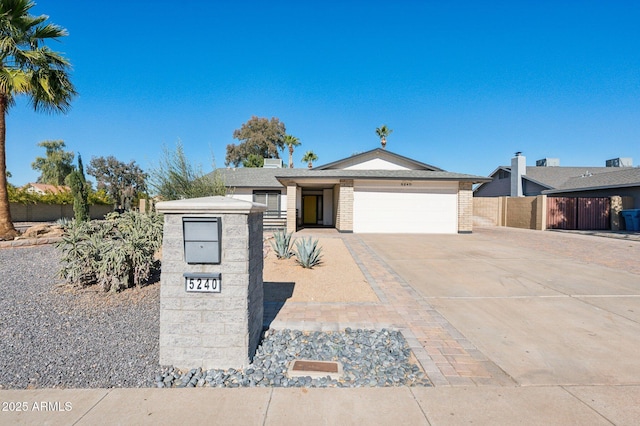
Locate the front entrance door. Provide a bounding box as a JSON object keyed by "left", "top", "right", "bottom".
{"left": 303, "top": 195, "right": 318, "bottom": 224}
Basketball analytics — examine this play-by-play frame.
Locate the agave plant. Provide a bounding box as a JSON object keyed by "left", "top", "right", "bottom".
{"left": 269, "top": 230, "right": 295, "bottom": 259}
{"left": 293, "top": 237, "right": 323, "bottom": 269}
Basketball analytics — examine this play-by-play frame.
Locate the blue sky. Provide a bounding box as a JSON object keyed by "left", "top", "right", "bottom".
{"left": 7, "top": 0, "right": 640, "bottom": 186}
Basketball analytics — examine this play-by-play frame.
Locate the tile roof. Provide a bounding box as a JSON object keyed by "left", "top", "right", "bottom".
{"left": 26, "top": 183, "right": 71, "bottom": 194}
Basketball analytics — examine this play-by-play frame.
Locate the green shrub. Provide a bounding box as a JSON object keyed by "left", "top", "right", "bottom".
{"left": 269, "top": 230, "right": 295, "bottom": 259}
{"left": 56, "top": 211, "right": 164, "bottom": 292}
{"left": 293, "top": 237, "right": 323, "bottom": 269}
{"left": 8, "top": 184, "right": 112, "bottom": 205}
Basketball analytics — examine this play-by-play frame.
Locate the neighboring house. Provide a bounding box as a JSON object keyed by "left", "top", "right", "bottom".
{"left": 543, "top": 167, "right": 640, "bottom": 208}
{"left": 474, "top": 154, "right": 639, "bottom": 207}
{"left": 217, "top": 148, "right": 490, "bottom": 234}
{"left": 24, "top": 183, "right": 70, "bottom": 195}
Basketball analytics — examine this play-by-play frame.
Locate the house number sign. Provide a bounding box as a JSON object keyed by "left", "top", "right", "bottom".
{"left": 183, "top": 273, "right": 221, "bottom": 293}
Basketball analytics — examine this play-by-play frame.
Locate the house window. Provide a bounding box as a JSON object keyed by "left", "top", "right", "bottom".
{"left": 253, "top": 191, "right": 281, "bottom": 216}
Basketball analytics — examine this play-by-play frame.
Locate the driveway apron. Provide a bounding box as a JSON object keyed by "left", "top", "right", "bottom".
{"left": 360, "top": 227, "right": 640, "bottom": 386}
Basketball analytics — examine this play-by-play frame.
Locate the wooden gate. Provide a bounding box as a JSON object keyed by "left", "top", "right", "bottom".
{"left": 547, "top": 197, "right": 610, "bottom": 230}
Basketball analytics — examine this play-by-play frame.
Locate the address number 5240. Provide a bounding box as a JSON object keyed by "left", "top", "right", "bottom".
{"left": 184, "top": 275, "right": 221, "bottom": 293}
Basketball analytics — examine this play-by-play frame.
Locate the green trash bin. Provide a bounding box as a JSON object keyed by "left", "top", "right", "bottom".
{"left": 621, "top": 210, "right": 640, "bottom": 231}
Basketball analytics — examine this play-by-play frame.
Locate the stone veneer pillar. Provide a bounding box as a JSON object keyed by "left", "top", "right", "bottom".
{"left": 336, "top": 179, "right": 354, "bottom": 232}
{"left": 156, "top": 196, "right": 266, "bottom": 370}
{"left": 457, "top": 182, "right": 473, "bottom": 233}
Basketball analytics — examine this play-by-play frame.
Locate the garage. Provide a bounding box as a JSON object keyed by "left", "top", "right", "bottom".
{"left": 353, "top": 180, "right": 458, "bottom": 233}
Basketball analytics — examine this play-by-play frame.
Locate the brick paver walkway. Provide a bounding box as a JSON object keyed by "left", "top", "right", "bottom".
{"left": 264, "top": 232, "right": 515, "bottom": 387}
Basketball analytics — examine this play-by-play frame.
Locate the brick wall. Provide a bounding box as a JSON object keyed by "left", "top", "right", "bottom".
{"left": 286, "top": 184, "right": 297, "bottom": 233}
{"left": 336, "top": 179, "right": 353, "bottom": 232}
{"left": 457, "top": 182, "right": 473, "bottom": 233}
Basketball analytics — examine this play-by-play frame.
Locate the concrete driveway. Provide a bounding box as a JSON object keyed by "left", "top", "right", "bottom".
{"left": 360, "top": 227, "right": 640, "bottom": 386}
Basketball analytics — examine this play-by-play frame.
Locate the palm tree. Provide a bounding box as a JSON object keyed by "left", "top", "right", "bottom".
{"left": 375, "top": 125, "right": 393, "bottom": 149}
{"left": 301, "top": 151, "right": 318, "bottom": 169}
{"left": 0, "top": 0, "right": 76, "bottom": 240}
{"left": 283, "top": 134, "right": 301, "bottom": 168}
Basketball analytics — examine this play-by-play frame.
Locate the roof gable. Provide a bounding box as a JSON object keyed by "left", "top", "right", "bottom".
{"left": 315, "top": 148, "right": 443, "bottom": 171}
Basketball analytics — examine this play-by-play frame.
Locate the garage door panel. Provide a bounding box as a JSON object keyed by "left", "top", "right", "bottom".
{"left": 353, "top": 183, "right": 457, "bottom": 234}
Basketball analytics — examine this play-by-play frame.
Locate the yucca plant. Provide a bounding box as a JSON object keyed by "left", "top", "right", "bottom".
{"left": 270, "top": 230, "right": 295, "bottom": 259}
{"left": 293, "top": 237, "right": 323, "bottom": 269}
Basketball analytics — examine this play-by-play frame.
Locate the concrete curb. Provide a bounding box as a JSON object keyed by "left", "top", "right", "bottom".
{"left": 0, "top": 236, "right": 62, "bottom": 249}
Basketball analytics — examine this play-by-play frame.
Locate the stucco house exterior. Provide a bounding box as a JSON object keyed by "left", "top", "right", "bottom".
{"left": 217, "top": 148, "right": 490, "bottom": 234}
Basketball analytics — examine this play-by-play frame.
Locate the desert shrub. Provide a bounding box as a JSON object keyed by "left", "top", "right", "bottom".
{"left": 293, "top": 237, "right": 323, "bottom": 269}
{"left": 269, "top": 230, "right": 295, "bottom": 259}
{"left": 57, "top": 211, "right": 164, "bottom": 292}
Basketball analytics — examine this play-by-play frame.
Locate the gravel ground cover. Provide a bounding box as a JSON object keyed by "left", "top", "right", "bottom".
{"left": 0, "top": 245, "right": 160, "bottom": 389}
{"left": 1, "top": 244, "right": 430, "bottom": 389}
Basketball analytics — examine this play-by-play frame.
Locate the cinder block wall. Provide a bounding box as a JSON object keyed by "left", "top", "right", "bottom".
{"left": 473, "top": 197, "right": 500, "bottom": 225}
{"left": 506, "top": 197, "right": 537, "bottom": 229}
{"left": 159, "top": 212, "right": 263, "bottom": 370}
{"left": 10, "top": 203, "right": 113, "bottom": 221}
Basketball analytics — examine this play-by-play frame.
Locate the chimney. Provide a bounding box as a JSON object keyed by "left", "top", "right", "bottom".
{"left": 510, "top": 152, "right": 526, "bottom": 197}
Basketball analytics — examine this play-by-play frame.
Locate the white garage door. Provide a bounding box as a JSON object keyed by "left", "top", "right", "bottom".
{"left": 353, "top": 181, "right": 458, "bottom": 233}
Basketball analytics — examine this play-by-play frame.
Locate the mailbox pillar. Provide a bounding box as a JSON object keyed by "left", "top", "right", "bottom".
{"left": 156, "top": 196, "right": 266, "bottom": 370}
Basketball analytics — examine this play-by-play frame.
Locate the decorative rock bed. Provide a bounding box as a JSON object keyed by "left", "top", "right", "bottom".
{"left": 154, "top": 328, "right": 432, "bottom": 388}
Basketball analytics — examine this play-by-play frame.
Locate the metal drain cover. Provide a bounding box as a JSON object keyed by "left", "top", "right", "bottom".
{"left": 287, "top": 360, "right": 343, "bottom": 378}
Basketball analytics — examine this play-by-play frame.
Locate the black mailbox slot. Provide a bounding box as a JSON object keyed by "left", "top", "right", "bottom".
{"left": 183, "top": 217, "right": 221, "bottom": 264}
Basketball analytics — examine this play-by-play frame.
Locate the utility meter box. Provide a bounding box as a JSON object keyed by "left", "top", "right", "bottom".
{"left": 183, "top": 217, "right": 221, "bottom": 264}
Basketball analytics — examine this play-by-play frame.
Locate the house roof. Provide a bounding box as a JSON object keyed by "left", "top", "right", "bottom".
{"left": 216, "top": 168, "right": 304, "bottom": 188}
{"left": 543, "top": 167, "right": 640, "bottom": 194}
{"left": 25, "top": 183, "right": 70, "bottom": 194}
{"left": 215, "top": 149, "right": 489, "bottom": 188}
{"left": 216, "top": 166, "right": 489, "bottom": 188}
{"left": 523, "top": 166, "right": 612, "bottom": 189}
{"left": 314, "top": 148, "right": 443, "bottom": 171}
{"left": 476, "top": 165, "right": 614, "bottom": 192}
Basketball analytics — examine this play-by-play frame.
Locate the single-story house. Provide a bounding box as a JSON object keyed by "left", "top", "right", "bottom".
{"left": 542, "top": 167, "right": 640, "bottom": 208}
{"left": 474, "top": 153, "right": 639, "bottom": 207}
{"left": 217, "top": 148, "right": 490, "bottom": 234}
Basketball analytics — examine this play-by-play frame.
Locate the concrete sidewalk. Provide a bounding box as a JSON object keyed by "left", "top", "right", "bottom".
{"left": 1, "top": 385, "right": 638, "bottom": 425}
